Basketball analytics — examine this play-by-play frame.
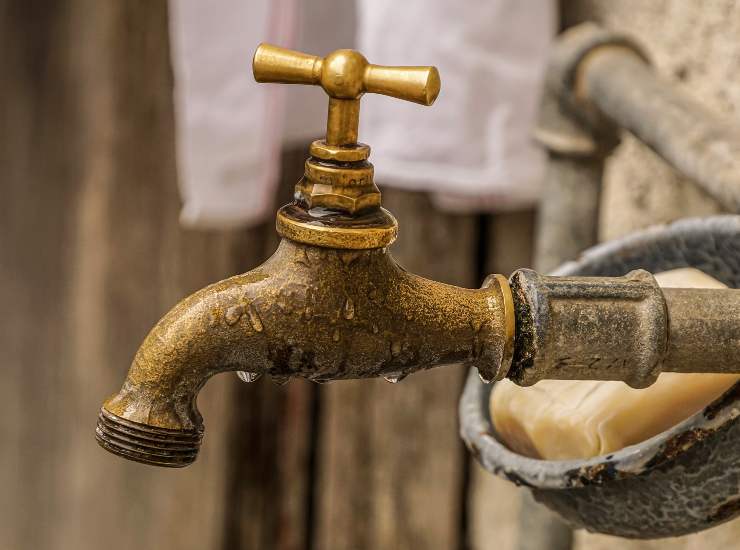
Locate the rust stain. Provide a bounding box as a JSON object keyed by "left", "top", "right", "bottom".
{"left": 565, "top": 461, "right": 620, "bottom": 487}
{"left": 644, "top": 427, "right": 713, "bottom": 470}
{"left": 704, "top": 381, "right": 740, "bottom": 420}
{"left": 708, "top": 497, "right": 740, "bottom": 523}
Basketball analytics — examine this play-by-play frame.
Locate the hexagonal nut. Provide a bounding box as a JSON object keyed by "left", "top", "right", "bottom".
{"left": 296, "top": 160, "right": 381, "bottom": 214}
{"left": 296, "top": 179, "right": 381, "bottom": 214}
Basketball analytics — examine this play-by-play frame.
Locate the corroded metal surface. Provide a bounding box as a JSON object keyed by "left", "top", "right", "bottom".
{"left": 509, "top": 269, "right": 668, "bottom": 388}
{"left": 532, "top": 154, "right": 604, "bottom": 274}
{"left": 460, "top": 216, "right": 740, "bottom": 538}
{"left": 546, "top": 22, "right": 648, "bottom": 139}
{"left": 99, "top": 208, "right": 740, "bottom": 471}
{"left": 507, "top": 268, "right": 740, "bottom": 387}
{"left": 98, "top": 238, "right": 513, "bottom": 466}
{"left": 526, "top": 63, "right": 615, "bottom": 550}
{"left": 663, "top": 287, "right": 740, "bottom": 375}
{"left": 297, "top": 158, "right": 379, "bottom": 214}
{"left": 533, "top": 90, "right": 610, "bottom": 275}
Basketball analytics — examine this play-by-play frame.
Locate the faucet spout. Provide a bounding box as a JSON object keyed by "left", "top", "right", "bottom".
{"left": 96, "top": 238, "right": 514, "bottom": 467}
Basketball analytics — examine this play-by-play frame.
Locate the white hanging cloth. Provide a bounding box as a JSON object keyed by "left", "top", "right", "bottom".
{"left": 358, "top": 0, "right": 556, "bottom": 211}
{"left": 170, "top": 0, "right": 356, "bottom": 229}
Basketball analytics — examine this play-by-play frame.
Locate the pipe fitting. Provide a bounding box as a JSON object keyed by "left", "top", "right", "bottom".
{"left": 509, "top": 268, "right": 668, "bottom": 388}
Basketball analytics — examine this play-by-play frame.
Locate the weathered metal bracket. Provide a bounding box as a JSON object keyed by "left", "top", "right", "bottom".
{"left": 550, "top": 22, "right": 740, "bottom": 212}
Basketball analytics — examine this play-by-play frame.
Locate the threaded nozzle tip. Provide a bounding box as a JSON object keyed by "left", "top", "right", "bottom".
{"left": 95, "top": 408, "right": 202, "bottom": 468}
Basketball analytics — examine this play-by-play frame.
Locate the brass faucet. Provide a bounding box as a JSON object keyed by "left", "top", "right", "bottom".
{"left": 95, "top": 45, "right": 514, "bottom": 467}
{"left": 96, "top": 45, "right": 740, "bottom": 468}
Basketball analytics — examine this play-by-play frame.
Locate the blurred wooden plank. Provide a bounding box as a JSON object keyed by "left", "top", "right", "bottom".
{"left": 486, "top": 211, "right": 536, "bottom": 276}
{"left": 313, "top": 189, "right": 478, "bottom": 550}
{"left": 220, "top": 148, "right": 316, "bottom": 550}
{"left": 221, "top": 378, "right": 317, "bottom": 550}
{"left": 467, "top": 466, "right": 522, "bottom": 550}
{"left": 0, "top": 2, "right": 311, "bottom": 549}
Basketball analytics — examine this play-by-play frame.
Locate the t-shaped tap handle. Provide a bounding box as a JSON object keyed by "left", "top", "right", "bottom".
{"left": 253, "top": 44, "right": 441, "bottom": 147}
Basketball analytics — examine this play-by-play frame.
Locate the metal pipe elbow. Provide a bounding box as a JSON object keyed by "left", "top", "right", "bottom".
{"left": 96, "top": 238, "right": 514, "bottom": 467}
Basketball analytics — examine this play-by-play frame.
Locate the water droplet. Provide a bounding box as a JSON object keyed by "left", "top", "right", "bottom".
{"left": 248, "top": 304, "right": 264, "bottom": 332}
{"left": 343, "top": 298, "right": 355, "bottom": 320}
{"left": 372, "top": 324, "right": 379, "bottom": 334}
{"left": 225, "top": 305, "right": 244, "bottom": 326}
{"left": 478, "top": 371, "right": 493, "bottom": 384}
{"left": 332, "top": 329, "right": 341, "bottom": 342}
{"left": 390, "top": 341, "right": 402, "bottom": 357}
{"left": 271, "top": 374, "right": 290, "bottom": 386}
{"left": 310, "top": 373, "right": 333, "bottom": 385}
{"left": 237, "top": 371, "right": 262, "bottom": 383}
{"left": 384, "top": 372, "right": 407, "bottom": 384}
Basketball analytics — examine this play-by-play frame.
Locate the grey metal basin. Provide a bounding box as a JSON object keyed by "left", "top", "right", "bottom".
{"left": 460, "top": 216, "right": 740, "bottom": 538}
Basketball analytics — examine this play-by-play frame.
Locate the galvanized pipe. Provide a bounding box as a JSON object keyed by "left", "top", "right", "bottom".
{"left": 555, "top": 23, "right": 740, "bottom": 212}
{"left": 581, "top": 47, "right": 740, "bottom": 212}
{"left": 533, "top": 92, "right": 614, "bottom": 274}
{"left": 533, "top": 156, "right": 603, "bottom": 273}
{"left": 663, "top": 287, "right": 740, "bottom": 374}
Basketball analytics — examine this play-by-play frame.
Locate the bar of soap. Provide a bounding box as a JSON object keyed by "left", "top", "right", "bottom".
{"left": 491, "top": 268, "right": 740, "bottom": 460}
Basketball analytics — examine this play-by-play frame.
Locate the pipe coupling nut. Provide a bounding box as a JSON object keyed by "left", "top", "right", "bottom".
{"left": 508, "top": 268, "right": 668, "bottom": 388}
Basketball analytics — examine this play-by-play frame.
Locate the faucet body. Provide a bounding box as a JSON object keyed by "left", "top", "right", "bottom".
{"left": 97, "top": 238, "right": 512, "bottom": 466}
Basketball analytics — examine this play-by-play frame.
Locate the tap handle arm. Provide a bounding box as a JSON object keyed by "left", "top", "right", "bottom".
{"left": 252, "top": 44, "right": 322, "bottom": 87}
{"left": 253, "top": 43, "right": 440, "bottom": 145}
{"left": 363, "top": 64, "right": 440, "bottom": 106}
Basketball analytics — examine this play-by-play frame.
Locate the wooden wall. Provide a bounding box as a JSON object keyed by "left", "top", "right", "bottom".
{"left": 0, "top": 2, "right": 535, "bottom": 549}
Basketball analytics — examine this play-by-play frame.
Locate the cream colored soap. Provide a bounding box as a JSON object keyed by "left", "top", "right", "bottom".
{"left": 491, "top": 268, "right": 740, "bottom": 460}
